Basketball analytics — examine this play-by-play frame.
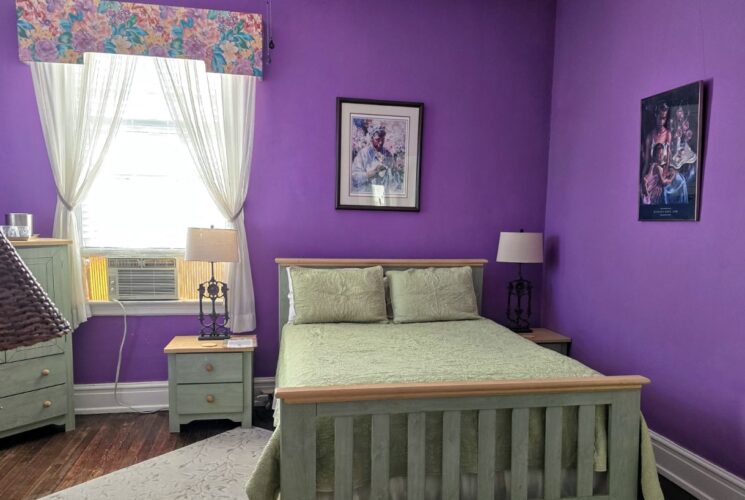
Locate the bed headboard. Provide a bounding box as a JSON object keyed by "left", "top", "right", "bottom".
{"left": 275, "top": 258, "right": 488, "bottom": 334}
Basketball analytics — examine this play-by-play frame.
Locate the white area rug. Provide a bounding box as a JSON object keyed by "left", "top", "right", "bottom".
{"left": 42, "top": 427, "right": 273, "bottom": 500}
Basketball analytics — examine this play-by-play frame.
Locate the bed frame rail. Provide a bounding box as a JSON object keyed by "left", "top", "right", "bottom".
{"left": 276, "top": 375, "right": 649, "bottom": 500}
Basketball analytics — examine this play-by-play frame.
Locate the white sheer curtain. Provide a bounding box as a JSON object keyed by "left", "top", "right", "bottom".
{"left": 155, "top": 57, "right": 257, "bottom": 332}
{"left": 31, "top": 53, "right": 136, "bottom": 328}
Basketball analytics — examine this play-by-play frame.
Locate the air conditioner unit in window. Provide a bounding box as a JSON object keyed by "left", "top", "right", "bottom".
{"left": 107, "top": 257, "right": 178, "bottom": 301}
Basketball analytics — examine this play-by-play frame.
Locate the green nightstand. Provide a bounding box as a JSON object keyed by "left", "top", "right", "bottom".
{"left": 520, "top": 328, "right": 572, "bottom": 356}
{"left": 164, "top": 335, "right": 256, "bottom": 433}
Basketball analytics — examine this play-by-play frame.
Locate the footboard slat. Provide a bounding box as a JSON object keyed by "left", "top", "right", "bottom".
{"left": 510, "top": 408, "right": 529, "bottom": 500}
{"left": 477, "top": 409, "right": 497, "bottom": 499}
{"left": 442, "top": 411, "right": 461, "bottom": 500}
{"left": 407, "top": 412, "right": 426, "bottom": 500}
{"left": 334, "top": 416, "right": 354, "bottom": 500}
{"left": 577, "top": 405, "right": 596, "bottom": 496}
{"left": 544, "top": 406, "right": 563, "bottom": 499}
{"left": 370, "top": 414, "right": 390, "bottom": 500}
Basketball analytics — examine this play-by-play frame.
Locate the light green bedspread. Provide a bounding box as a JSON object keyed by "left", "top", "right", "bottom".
{"left": 246, "top": 319, "right": 662, "bottom": 499}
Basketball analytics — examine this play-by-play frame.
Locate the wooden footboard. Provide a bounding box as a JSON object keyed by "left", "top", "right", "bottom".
{"left": 276, "top": 375, "right": 649, "bottom": 500}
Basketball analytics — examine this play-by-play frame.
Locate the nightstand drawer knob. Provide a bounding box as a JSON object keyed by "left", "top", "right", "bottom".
{"left": 206, "top": 395, "right": 215, "bottom": 403}
{"left": 43, "top": 400, "right": 53, "bottom": 408}
{"left": 205, "top": 363, "right": 214, "bottom": 372}
{"left": 41, "top": 369, "right": 51, "bottom": 376}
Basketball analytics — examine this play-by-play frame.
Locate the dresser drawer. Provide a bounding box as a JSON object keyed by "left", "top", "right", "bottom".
{"left": 0, "top": 354, "right": 67, "bottom": 398}
{"left": 174, "top": 353, "right": 242, "bottom": 383}
{"left": 0, "top": 384, "right": 67, "bottom": 432}
{"left": 176, "top": 383, "right": 244, "bottom": 414}
{"left": 5, "top": 336, "right": 67, "bottom": 363}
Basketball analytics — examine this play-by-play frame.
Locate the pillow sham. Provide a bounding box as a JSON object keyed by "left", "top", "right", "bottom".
{"left": 288, "top": 270, "right": 392, "bottom": 322}
{"left": 387, "top": 266, "right": 480, "bottom": 323}
{"left": 288, "top": 266, "right": 387, "bottom": 324}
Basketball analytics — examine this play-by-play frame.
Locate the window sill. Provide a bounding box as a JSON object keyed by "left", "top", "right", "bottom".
{"left": 89, "top": 300, "right": 204, "bottom": 317}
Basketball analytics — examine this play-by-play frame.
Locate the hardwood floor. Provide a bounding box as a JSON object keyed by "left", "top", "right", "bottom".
{"left": 0, "top": 412, "right": 239, "bottom": 500}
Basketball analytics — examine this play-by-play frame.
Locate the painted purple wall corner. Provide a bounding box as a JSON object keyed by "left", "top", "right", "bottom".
{"left": 545, "top": 0, "right": 745, "bottom": 478}
{"left": 0, "top": 1, "right": 557, "bottom": 382}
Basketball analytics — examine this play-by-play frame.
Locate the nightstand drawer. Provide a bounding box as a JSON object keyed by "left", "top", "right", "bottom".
{"left": 176, "top": 383, "right": 244, "bottom": 414}
{"left": 0, "top": 354, "right": 67, "bottom": 398}
{"left": 0, "top": 384, "right": 67, "bottom": 432}
{"left": 174, "top": 353, "right": 243, "bottom": 383}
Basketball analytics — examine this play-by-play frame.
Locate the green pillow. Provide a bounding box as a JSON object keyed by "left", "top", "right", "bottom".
{"left": 387, "top": 267, "right": 480, "bottom": 323}
{"left": 289, "top": 266, "right": 387, "bottom": 324}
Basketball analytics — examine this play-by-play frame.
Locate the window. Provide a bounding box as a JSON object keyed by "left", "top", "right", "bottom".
{"left": 81, "top": 57, "right": 226, "bottom": 302}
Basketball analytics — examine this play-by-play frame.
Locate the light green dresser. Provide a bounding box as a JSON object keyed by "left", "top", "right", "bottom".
{"left": 164, "top": 335, "right": 256, "bottom": 433}
{"left": 0, "top": 239, "right": 75, "bottom": 438}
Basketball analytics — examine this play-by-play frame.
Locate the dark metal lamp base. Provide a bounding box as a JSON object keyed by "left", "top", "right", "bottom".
{"left": 198, "top": 333, "right": 231, "bottom": 341}
{"left": 511, "top": 326, "right": 533, "bottom": 334}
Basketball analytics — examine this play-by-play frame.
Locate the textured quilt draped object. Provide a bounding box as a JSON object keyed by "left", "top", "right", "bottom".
{"left": 0, "top": 232, "right": 71, "bottom": 350}
{"left": 16, "top": 0, "right": 263, "bottom": 77}
{"left": 246, "top": 319, "right": 663, "bottom": 500}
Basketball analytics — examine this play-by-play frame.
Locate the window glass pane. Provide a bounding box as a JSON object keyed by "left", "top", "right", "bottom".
{"left": 81, "top": 56, "right": 225, "bottom": 250}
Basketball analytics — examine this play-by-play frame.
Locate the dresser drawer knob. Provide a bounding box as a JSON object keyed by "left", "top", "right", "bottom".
{"left": 41, "top": 369, "right": 51, "bottom": 376}
{"left": 205, "top": 363, "right": 214, "bottom": 372}
{"left": 206, "top": 395, "right": 215, "bottom": 403}
{"left": 43, "top": 400, "right": 53, "bottom": 408}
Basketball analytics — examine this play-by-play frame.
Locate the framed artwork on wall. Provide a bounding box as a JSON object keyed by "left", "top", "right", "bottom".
{"left": 639, "top": 81, "right": 703, "bottom": 221}
{"left": 336, "top": 98, "right": 423, "bottom": 211}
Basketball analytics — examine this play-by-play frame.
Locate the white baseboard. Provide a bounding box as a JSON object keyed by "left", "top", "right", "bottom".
{"left": 650, "top": 430, "right": 745, "bottom": 500}
{"left": 74, "top": 381, "right": 169, "bottom": 414}
{"left": 74, "top": 377, "right": 276, "bottom": 414}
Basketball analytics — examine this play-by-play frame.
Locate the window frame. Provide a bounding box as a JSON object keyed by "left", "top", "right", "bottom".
{"left": 76, "top": 58, "right": 227, "bottom": 314}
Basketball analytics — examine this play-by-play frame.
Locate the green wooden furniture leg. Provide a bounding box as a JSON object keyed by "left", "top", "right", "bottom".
{"left": 281, "top": 402, "right": 317, "bottom": 500}
{"left": 608, "top": 391, "right": 641, "bottom": 500}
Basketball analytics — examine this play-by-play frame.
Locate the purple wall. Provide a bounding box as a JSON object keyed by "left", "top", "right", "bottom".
{"left": 0, "top": 1, "right": 557, "bottom": 381}
{"left": 545, "top": 0, "right": 745, "bottom": 478}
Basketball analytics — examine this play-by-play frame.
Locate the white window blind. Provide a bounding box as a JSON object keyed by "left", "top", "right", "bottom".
{"left": 80, "top": 57, "right": 225, "bottom": 250}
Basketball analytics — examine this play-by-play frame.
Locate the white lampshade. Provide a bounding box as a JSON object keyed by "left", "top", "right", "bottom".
{"left": 496, "top": 231, "right": 543, "bottom": 264}
{"left": 185, "top": 227, "right": 239, "bottom": 263}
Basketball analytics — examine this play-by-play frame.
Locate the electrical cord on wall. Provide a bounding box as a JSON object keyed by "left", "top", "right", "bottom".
{"left": 112, "top": 299, "right": 168, "bottom": 414}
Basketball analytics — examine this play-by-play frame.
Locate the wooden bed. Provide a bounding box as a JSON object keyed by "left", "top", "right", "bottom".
{"left": 273, "top": 258, "right": 649, "bottom": 500}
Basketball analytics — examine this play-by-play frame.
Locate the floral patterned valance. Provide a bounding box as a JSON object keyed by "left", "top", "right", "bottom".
{"left": 16, "top": 0, "right": 263, "bottom": 77}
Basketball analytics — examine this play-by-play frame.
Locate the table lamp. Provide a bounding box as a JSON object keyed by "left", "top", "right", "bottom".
{"left": 185, "top": 227, "right": 239, "bottom": 340}
{"left": 496, "top": 230, "right": 543, "bottom": 333}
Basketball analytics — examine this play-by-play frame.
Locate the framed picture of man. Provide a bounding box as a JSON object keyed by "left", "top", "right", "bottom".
{"left": 639, "top": 81, "right": 703, "bottom": 221}
{"left": 336, "top": 98, "right": 423, "bottom": 211}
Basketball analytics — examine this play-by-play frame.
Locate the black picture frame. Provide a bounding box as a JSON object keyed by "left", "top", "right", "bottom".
{"left": 336, "top": 97, "right": 423, "bottom": 211}
{"left": 639, "top": 81, "right": 704, "bottom": 221}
